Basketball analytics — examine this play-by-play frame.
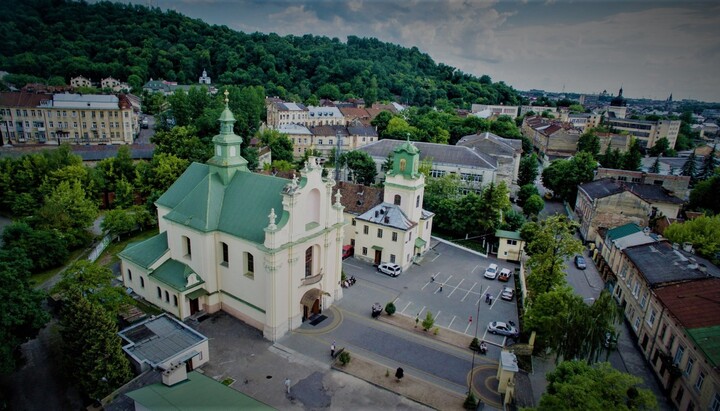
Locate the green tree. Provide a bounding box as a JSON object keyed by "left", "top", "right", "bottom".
{"left": 598, "top": 145, "right": 622, "bottom": 169}
{"left": 501, "top": 209, "right": 526, "bottom": 231}
{"left": 523, "top": 194, "right": 545, "bottom": 217}
{"left": 113, "top": 177, "right": 136, "bottom": 209}
{"left": 101, "top": 208, "right": 138, "bottom": 241}
{"left": 577, "top": 131, "right": 600, "bottom": 158}
{"left": 422, "top": 311, "right": 435, "bottom": 331}
{"left": 688, "top": 174, "right": 720, "bottom": 215}
{"left": 0, "top": 222, "right": 69, "bottom": 272}
{"left": 477, "top": 182, "right": 511, "bottom": 235}
{"left": 541, "top": 152, "right": 596, "bottom": 204}
{"left": 518, "top": 153, "right": 539, "bottom": 187}
{"left": 384, "top": 302, "right": 396, "bottom": 316}
{"left": 523, "top": 216, "right": 583, "bottom": 299}
{"left": 37, "top": 180, "right": 98, "bottom": 248}
{"left": 60, "top": 291, "right": 132, "bottom": 400}
{"left": 151, "top": 125, "right": 212, "bottom": 164}
{"left": 664, "top": 215, "right": 720, "bottom": 262}
{"left": 648, "top": 137, "right": 671, "bottom": 157}
{"left": 371, "top": 111, "right": 394, "bottom": 138}
{"left": 533, "top": 360, "right": 656, "bottom": 411}
{"left": 680, "top": 151, "right": 698, "bottom": 184}
{"left": 135, "top": 153, "right": 190, "bottom": 207}
{"left": 649, "top": 155, "right": 661, "bottom": 174}
{"left": 0, "top": 249, "right": 50, "bottom": 374}
{"left": 489, "top": 115, "right": 521, "bottom": 138}
{"left": 698, "top": 144, "right": 718, "bottom": 180}
{"left": 54, "top": 260, "right": 132, "bottom": 316}
{"left": 257, "top": 129, "right": 294, "bottom": 163}
{"left": 517, "top": 183, "right": 540, "bottom": 207}
{"left": 341, "top": 150, "right": 377, "bottom": 185}
{"left": 620, "top": 138, "right": 642, "bottom": 171}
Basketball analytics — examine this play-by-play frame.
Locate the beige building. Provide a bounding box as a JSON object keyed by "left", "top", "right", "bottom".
{"left": 575, "top": 179, "right": 683, "bottom": 242}
{"left": 101, "top": 77, "right": 120, "bottom": 89}
{"left": 595, "top": 168, "right": 691, "bottom": 200}
{"left": 610, "top": 242, "right": 720, "bottom": 411}
{"left": 457, "top": 132, "right": 523, "bottom": 189}
{"left": 0, "top": 92, "right": 138, "bottom": 145}
{"left": 470, "top": 104, "right": 519, "bottom": 118}
{"left": 70, "top": 75, "right": 91, "bottom": 88}
{"left": 281, "top": 124, "right": 379, "bottom": 159}
{"left": 522, "top": 116, "right": 583, "bottom": 160}
{"left": 605, "top": 116, "right": 681, "bottom": 150}
{"left": 119, "top": 96, "right": 345, "bottom": 341}
{"left": 495, "top": 230, "right": 524, "bottom": 262}
{"left": 349, "top": 140, "right": 434, "bottom": 270}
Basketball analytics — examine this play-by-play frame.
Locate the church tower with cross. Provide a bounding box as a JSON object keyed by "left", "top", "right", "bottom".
{"left": 120, "top": 90, "right": 346, "bottom": 341}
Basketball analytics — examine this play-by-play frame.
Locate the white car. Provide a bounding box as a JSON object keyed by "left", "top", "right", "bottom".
{"left": 377, "top": 262, "right": 401, "bottom": 277}
{"left": 501, "top": 286, "right": 515, "bottom": 301}
{"left": 483, "top": 263, "right": 498, "bottom": 279}
{"left": 487, "top": 321, "right": 519, "bottom": 337}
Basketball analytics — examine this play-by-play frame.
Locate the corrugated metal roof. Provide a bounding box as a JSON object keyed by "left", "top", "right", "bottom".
{"left": 606, "top": 223, "right": 642, "bottom": 240}
{"left": 356, "top": 203, "right": 416, "bottom": 230}
{"left": 119, "top": 232, "right": 168, "bottom": 269}
{"left": 357, "top": 139, "right": 496, "bottom": 169}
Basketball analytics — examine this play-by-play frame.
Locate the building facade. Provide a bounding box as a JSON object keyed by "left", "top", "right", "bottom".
{"left": 604, "top": 117, "right": 681, "bottom": 150}
{"left": 0, "top": 92, "right": 138, "bottom": 145}
{"left": 119, "top": 95, "right": 345, "bottom": 341}
{"left": 456, "top": 132, "right": 523, "bottom": 189}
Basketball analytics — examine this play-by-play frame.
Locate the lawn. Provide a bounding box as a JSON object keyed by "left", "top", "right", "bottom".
{"left": 99, "top": 227, "right": 159, "bottom": 267}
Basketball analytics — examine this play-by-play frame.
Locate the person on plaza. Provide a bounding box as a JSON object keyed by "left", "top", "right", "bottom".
{"left": 284, "top": 378, "right": 291, "bottom": 394}
{"left": 488, "top": 295, "right": 493, "bottom": 305}
{"left": 479, "top": 341, "right": 488, "bottom": 354}
{"left": 331, "top": 341, "right": 336, "bottom": 358}
{"left": 485, "top": 293, "right": 490, "bottom": 303}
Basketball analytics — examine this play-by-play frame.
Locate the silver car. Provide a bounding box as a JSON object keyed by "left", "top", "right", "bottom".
{"left": 487, "top": 321, "right": 519, "bottom": 337}
{"left": 377, "top": 262, "right": 401, "bottom": 277}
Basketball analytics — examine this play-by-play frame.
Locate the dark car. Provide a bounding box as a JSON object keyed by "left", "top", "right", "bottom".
{"left": 574, "top": 255, "right": 587, "bottom": 269}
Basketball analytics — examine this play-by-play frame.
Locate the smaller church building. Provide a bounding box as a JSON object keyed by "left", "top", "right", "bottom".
{"left": 119, "top": 92, "right": 345, "bottom": 341}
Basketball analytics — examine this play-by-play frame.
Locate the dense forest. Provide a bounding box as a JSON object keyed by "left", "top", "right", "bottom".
{"left": 0, "top": 0, "right": 520, "bottom": 108}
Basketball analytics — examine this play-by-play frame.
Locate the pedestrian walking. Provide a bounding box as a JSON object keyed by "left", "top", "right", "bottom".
{"left": 469, "top": 315, "right": 472, "bottom": 323}
{"left": 431, "top": 275, "right": 435, "bottom": 282}
{"left": 439, "top": 284, "right": 443, "bottom": 292}
{"left": 284, "top": 378, "right": 291, "bottom": 394}
{"left": 485, "top": 293, "right": 490, "bottom": 303}
{"left": 488, "top": 295, "right": 493, "bottom": 305}
{"left": 331, "top": 341, "right": 336, "bottom": 358}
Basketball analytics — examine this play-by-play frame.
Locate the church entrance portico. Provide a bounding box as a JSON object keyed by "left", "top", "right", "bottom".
{"left": 300, "top": 288, "right": 323, "bottom": 321}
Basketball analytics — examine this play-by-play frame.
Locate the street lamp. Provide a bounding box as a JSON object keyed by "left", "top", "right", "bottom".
{"left": 468, "top": 290, "right": 482, "bottom": 397}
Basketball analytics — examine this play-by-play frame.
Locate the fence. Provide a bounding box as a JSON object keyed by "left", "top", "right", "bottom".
{"left": 88, "top": 234, "right": 112, "bottom": 262}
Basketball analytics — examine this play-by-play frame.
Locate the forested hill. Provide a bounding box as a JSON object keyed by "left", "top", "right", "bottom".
{"left": 0, "top": 0, "right": 520, "bottom": 108}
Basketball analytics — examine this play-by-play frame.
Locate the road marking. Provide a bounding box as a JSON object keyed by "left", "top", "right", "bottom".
{"left": 448, "top": 315, "right": 456, "bottom": 329}
{"left": 401, "top": 301, "right": 412, "bottom": 314}
{"left": 471, "top": 264, "right": 480, "bottom": 273}
{"left": 464, "top": 321, "right": 472, "bottom": 334}
{"left": 447, "top": 278, "right": 464, "bottom": 297}
{"left": 489, "top": 291, "right": 500, "bottom": 309}
{"left": 434, "top": 311, "right": 441, "bottom": 322}
{"left": 417, "top": 306, "right": 425, "bottom": 317}
{"left": 431, "top": 253, "right": 441, "bottom": 262}
{"left": 461, "top": 282, "right": 477, "bottom": 302}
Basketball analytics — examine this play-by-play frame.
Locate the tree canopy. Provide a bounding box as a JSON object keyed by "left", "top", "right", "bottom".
{"left": 664, "top": 215, "right": 720, "bottom": 264}
{"left": 541, "top": 152, "right": 596, "bottom": 204}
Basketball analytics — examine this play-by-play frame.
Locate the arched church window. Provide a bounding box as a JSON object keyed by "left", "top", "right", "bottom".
{"left": 394, "top": 194, "right": 401, "bottom": 205}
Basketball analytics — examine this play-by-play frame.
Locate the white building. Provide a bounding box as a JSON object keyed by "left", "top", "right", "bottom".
{"left": 199, "top": 69, "right": 211, "bottom": 85}
{"left": 119, "top": 92, "right": 345, "bottom": 341}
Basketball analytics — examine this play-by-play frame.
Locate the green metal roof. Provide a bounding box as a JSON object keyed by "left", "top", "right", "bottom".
{"left": 156, "top": 162, "right": 289, "bottom": 244}
{"left": 150, "top": 259, "right": 202, "bottom": 292}
{"left": 606, "top": 223, "right": 642, "bottom": 241}
{"left": 415, "top": 237, "right": 427, "bottom": 248}
{"left": 185, "top": 287, "right": 209, "bottom": 300}
{"left": 371, "top": 245, "right": 383, "bottom": 250}
{"left": 126, "top": 371, "right": 275, "bottom": 411}
{"left": 687, "top": 326, "right": 720, "bottom": 368}
{"left": 119, "top": 232, "right": 168, "bottom": 269}
{"left": 495, "top": 230, "right": 522, "bottom": 241}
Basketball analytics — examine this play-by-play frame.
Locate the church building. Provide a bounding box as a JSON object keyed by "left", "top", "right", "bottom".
{"left": 119, "top": 92, "right": 345, "bottom": 341}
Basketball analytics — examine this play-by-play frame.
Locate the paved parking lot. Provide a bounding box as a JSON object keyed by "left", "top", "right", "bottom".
{"left": 342, "top": 240, "right": 520, "bottom": 346}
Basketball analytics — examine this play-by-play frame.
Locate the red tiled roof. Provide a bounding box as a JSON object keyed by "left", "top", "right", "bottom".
{"left": 0, "top": 92, "right": 52, "bottom": 107}
{"left": 339, "top": 107, "right": 370, "bottom": 119}
{"left": 332, "top": 181, "right": 384, "bottom": 215}
{"left": 655, "top": 278, "right": 720, "bottom": 329}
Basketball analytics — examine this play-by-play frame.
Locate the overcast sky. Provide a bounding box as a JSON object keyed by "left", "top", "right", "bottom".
{"left": 135, "top": 0, "right": 720, "bottom": 102}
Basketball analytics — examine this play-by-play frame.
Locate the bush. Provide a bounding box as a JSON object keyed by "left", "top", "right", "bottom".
{"left": 385, "top": 302, "right": 396, "bottom": 315}
{"left": 470, "top": 337, "right": 480, "bottom": 351}
{"left": 433, "top": 327, "right": 439, "bottom": 335}
{"left": 338, "top": 350, "right": 351, "bottom": 366}
{"left": 422, "top": 311, "right": 435, "bottom": 331}
{"left": 463, "top": 392, "right": 478, "bottom": 409}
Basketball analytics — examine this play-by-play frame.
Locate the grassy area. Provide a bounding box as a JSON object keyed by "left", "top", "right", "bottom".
{"left": 30, "top": 247, "right": 88, "bottom": 287}
{"left": 132, "top": 297, "right": 163, "bottom": 316}
{"left": 100, "top": 227, "right": 159, "bottom": 267}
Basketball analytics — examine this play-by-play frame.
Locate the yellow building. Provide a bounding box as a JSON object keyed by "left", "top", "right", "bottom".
{"left": 495, "top": 230, "right": 524, "bottom": 262}
{"left": 0, "top": 92, "right": 138, "bottom": 145}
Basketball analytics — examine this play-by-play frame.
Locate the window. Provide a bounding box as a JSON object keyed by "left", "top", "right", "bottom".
{"left": 632, "top": 281, "right": 640, "bottom": 297}
{"left": 507, "top": 239, "right": 517, "bottom": 245}
{"left": 362, "top": 247, "right": 367, "bottom": 256}
{"left": 352, "top": 219, "right": 356, "bottom": 226}
{"left": 127, "top": 269, "right": 132, "bottom": 281}
{"left": 246, "top": 252, "right": 255, "bottom": 276}
{"left": 695, "top": 372, "right": 705, "bottom": 391}
{"left": 394, "top": 194, "right": 401, "bottom": 205}
{"left": 647, "top": 309, "right": 656, "bottom": 327}
{"left": 712, "top": 394, "right": 720, "bottom": 411}
{"left": 619, "top": 266, "right": 628, "bottom": 280}
{"left": 305, "top": 247, "right": 313, "bottom": 277}
{"left": 173, "top": 295, "right": 178, "bottom": 307}
{"left": 140, "top": 277, "right": 145, "bottom": 288}
{"left": 685, "top": 357, "right": 694, "bottom": 376}
{"left": 165, "top": 290, "right": 169, "bottom": 303}
{"left": 416, "top": 195, "right": 420, "bottom": 207}
{"left": 157, "top": 287, "right": 162, "bottom": 299}
{"left": 390, "top": 254, "right": 396, "bottom": 263}
{"left": 221, "top": 242, "right": 229, "bottom": 266}
{"left": 659, "top": 323, "right": 667, "bottom": 342}
{"left": 392, "top": 232, "right": 398, "bottom": 242}
{"left": 363, "top": 225, "right": 369, "bottom": 235}
{"left": 634, "top": 317, "right": 640, "bottom": 330}
{"left": 640, "top": 292, "right": 647, "bottom": 308}
{"left": 674, "top": 385, "right": 684, "bottom": 404}
{"left": 377, "top": 228, "right": 383, "bottom": 238}
{"left": 673, "top": 344, "right": 685, "bottom": 365}
{"left": 183, "top": 236, "right": 192, "bottom": 258}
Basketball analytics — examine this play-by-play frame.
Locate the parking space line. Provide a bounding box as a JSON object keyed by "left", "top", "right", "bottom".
{"left": 471, "top": 264, "right": 480, "bottom": 273}
{"left": 401, "top": 301, "right": 412, "bottom": 314}
{"left": 448, "top": 315, "right": 456, "bottom": 329}
{"left": 489, "top": 291, "right": 500, "bottom": 309}
{"left": 431, "top": 254, "right": 441, "bottom": 262}
{"left": 417, "top": 306, "right": 425, "bottom": 317}
{"left": 434, "top": 311, "right": 441, "bottom": 323}
{"left": 421, "top": 272, "right": 441, "bottom": 290}
{"left": 461, "top": 282, "right": 477, "bottom": 302}
{"left": 447, "top": 278, "right": 464, "bottom": 297}
{"left": 464, "top": 321, "right": 472, "bottom": 334}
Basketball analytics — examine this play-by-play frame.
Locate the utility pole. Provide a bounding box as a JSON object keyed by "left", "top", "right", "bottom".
{"left": 334, "top": 130, "right": 343, "bottom": 181}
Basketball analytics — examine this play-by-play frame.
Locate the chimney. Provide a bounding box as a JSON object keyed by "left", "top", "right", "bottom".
{"left": 682, "top": 242, "right": 693, "bottom": 253}
{"left": 162, "top": 362, "right": 188, "bottom": 386}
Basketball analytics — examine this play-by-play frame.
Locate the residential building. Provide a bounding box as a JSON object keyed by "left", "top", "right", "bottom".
{"left": 332, "top": 180, "right": 384, "bottom": 253}
{"left": 592, "top": 223, "right": 659, "bottom": 284}
{"left": 265, "top": 100, "right": 309, "bottom": 128}
{"left": 118, "top": 314, "right": 209, "bottom": 373}
{"left": 610, "top": 241, "right": 720, "bottom": 411}
{"left": 575, "top": 178, "right": 683, "bottom": 242}
{"left": 471, "top": 104, "right": 519, "bottom": 118}
{"left": 605, "top": 116, "right": 681, "bottom": 150}
{"left": 557, "top": 111, "right": 602, "bottom": 132}
{"left": 595, "top": 168, "right": 691, "bottom": 200}
{"left": 519, "top": 105, "right": 558, "bottom": 117}
{"left": 119, "top": 94, "right": 345, "bottom": 341}
{"left": 0, "top": 92, "right": 139, "bottom": 145}
{"left": 522, "top": 116, "right": 583, "bottom": 160}
{"left": 70, "top": 75, "right": 91, "bottom": 88}
{"left": 101, "top": 77, "right": 121, "bottom": 89}
{"left": 281, "top": 124, "right": 379, "bottom": 159}
{"left": 456, "top": 131, "right": 523, "bottom": 188}
{"left": 356, "top": 138, "right": 498, "bottom": 194}
{"left": 307, "top": 106, "right": 345, "bottom": 127}
{"left": 595, "top": 132, "right": 632, "bottom": 154}
{"left": 495, "top": 230, "right": 524, "bottom": 262}
{"left": 349, "top": 140, "right": 434, "bottom": 270}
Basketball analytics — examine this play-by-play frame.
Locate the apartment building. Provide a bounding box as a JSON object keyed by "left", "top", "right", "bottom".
{"left": 595, "top": 168, "right": 691, "bottom": 200}
{"left": 519, "top": 105, "right": 558, "bottom": 117}
{"left": 612, "top": 242, "right": 720, "bottom": 411}
{"left": 521, "top": 116, "right": 583, "bottom": 160}
{"left": 470, "top": 104, "right": 519, "bottom": 118}
{"left": 280, "top": 124, "right": 379, "bottom": 159}
{"left": 70, "top": 75, "right": 91, "bottom": 88}
{"left": 605, "top": 116, "right": 681, "bottom": 150}
{"left": 266, "top": 100, "right": 309, "bottom": 128}
{"left": 0, "top": 92, "right": 139, "bottom": 145}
